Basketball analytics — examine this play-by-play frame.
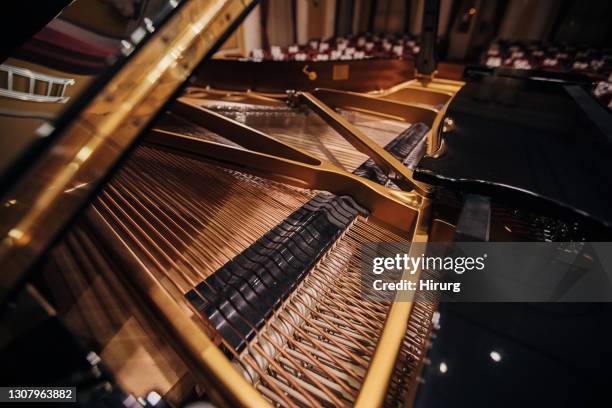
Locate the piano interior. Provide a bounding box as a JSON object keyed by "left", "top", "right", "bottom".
{"left": 1, "top": 0, "right": 612, "bottom": 407}
{"left": 32, "top": 80, "right": 448, "bottom": 406}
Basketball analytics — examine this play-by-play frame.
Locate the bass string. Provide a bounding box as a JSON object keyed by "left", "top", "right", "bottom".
{"left": 42, "top": 110, "right": 433, "bottom": 407}
{"left": 234, "top": 217, "right": 433, "bottom": 408}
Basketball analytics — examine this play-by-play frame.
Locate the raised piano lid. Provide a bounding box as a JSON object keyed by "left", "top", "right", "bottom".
{"left": 0, "top": 0, "right": 257, "bottom": 191}
{"left": 0, "top": 0, "right": 257, "bottom": 303}
{"left": 415, "top": 74, "right": 612, "bottom": 231}
{"left": 0, "top": 0, "right": 167, "bottom": 189}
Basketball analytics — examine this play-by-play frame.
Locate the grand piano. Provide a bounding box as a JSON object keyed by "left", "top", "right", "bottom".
{"left": 1, "top": 1, "right": 611, "bottom": 407}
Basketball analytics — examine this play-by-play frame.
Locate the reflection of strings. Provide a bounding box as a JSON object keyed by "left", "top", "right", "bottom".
{"left": 49, "top": 222, "right": 190, "bottom": 397}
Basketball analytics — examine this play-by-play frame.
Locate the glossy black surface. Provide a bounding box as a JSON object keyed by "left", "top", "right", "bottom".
{"left": 415, "top": 193, "right": 612, "bottom": 406}
{"left": 0, "top": 1, "right": 72, "bottom": 62}
{"left": 463, "top": 65, "right": 594, "bottom": 85}
{"left": 415, "top": 75, "right": 612, "bottom": 230}
{"left": 415, "top": 302, "right": 612, "bottom": 407}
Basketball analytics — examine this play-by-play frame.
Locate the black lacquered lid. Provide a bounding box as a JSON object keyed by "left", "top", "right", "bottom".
{"left": 416, "top": 74, "right": 612, "bottom": 231}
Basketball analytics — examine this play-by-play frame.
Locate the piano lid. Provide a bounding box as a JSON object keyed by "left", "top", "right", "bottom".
{"left": 0, "top": 0, "right": 256, "bottom": 194}
{"left": 415, "top": 74, "right": 612, "bottom": 231}
{"left": 0, "top": 0, "right": 184, "bottom": 191}
{"left": 0, "top": 0, "right": 257, "bottom": 303}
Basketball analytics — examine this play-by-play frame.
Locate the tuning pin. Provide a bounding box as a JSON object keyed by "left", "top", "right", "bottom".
{"left": 443, "top": 117, "right": 455, "bottom": 133}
